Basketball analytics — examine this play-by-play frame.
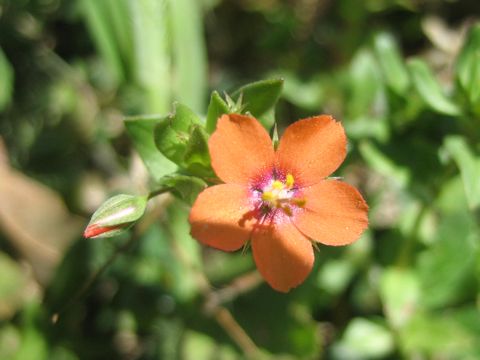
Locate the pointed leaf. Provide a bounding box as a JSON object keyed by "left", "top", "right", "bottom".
{"left": 205, "top": 91, "right": 230, "bottom": 133}
{"left": 154, "top": 103, "right": 209, "bottom": 174}
{"left": 373, "top": 32, "right": 410, "bottom": 95}
{"left": 125, "top": 115, "right": 177, "bottom": 181}
{"left": 183, "top": 124, "right": 212, "bottom": 177}
{"left": 333, "top": 318, "right": 394, "bottom": 359}
{"left": 129, "top": 0, "right": 171, "bottom": 112}
{"left": 408, "top": 58, "right": 461, "bottom": 116}
{"left": 231, "top": 78, "right": 284, "bottom": 128}
{"left": 81, "top": 0, "right": 124, "bottom": 84}
{"left": 154, "top": 103, "right": 201, "bottom": 164}
{"left": 444, "top": 136, "right": 480, "bottom": 209}
{"left": 455, "top": 23, "right": 480, "bottom": 106}
{"left": 0, "top": 47, "right": 13, "bottom": 111}
{"left": 348, "top": 49, "right": 384, "bottom": 119}
{"left": 380, "top": 268, "right": 420, "bottom": 329}
{"left": 168, "top": 0, "right": 207, "bottom": 113}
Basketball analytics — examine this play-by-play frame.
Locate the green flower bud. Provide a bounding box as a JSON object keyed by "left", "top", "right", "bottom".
{"left": 84, "top": 194, "right": 147, "bottom": 238}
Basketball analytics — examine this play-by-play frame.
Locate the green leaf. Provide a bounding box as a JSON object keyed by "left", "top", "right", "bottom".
{"left": 231, "top": 288, "right": 320, "bottom": 358}
{"left": 417, "top": 207, "right": 477, "bottom": 309}
{"left": 85, "top": 194, "right": 148, "bottom": 238}
{"left": 348, "top": 49, "right": 385, "bottom": 119}
{"left": 332, "top": 318, "right": 395, "bottom": 359}
{"left": 232, "top": 78, "right": 284, "bottom": 128}
{"left": 154, "top": 103, "right": 211, "bottom": 176}
{"left": 0, "top": 325, "right": 21, "bottom": 359}
{"left": 125, "top": 114, "right": 177, "bottom": 181}
{"left": 154, "top": 103, "right": 201, "bottom": 164}
{"left": 0, "top": 47, "right": 13, "bottom": 111}
{"left": 129, "top": 0, "right": 171, "bottom": 112}
{"left": 380, "top": 268, "right": 421, "bottom": 329}
{"left": 205, "top": 91, "right": 230, "bottom": 133}
{"left": 373, "top": 32, "right": 410, "bottom": 95}
{"left": 455, "top": 23, "right": 480, "bottom": 106}
{"left": 359, "top": 141, "right": 410, "bottom": 187}
{"left": 105, "top": 0, "right": 134, "bottom": 69}
{"left": 444, "top": 136, "right": 480, "bottom": 209}
{"left": 167, "top": 0, "right": 207, "bottom": 113}
{"left": 317, "top": 259, "right": 354, "bottom": 295}
{"left": 408, "top": 58, "right": 461, "bottom": 116}
{"left": 0, "top": 252, "right": 27, "bottom": 320}
{"left": 81, "top": 0, "right": 125, "bottom": 84}
{"left": 280, "top": 72, "right": 324, "bottom": 110}
{"left": 182, "top": 124, "right": 212, "bottom": 177}
{"left": 15, "top": 304, "right": 48, "bottom": 360}
{"left": 157, "top": 174, "right": 207, "bottom": 205}
{"left": 400, "top": 309, "right": 480, "bottom": 358}
{"left": 182, "top": 331, "right": 238, "bottom": 360}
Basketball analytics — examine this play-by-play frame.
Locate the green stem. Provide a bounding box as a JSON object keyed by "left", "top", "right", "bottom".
{"left": 147, "top": 187, "right": 171, "bottom": 199}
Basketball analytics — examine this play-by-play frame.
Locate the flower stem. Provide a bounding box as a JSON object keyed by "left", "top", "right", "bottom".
{"left": 147, "top": 186, "right": 171, "bottom": 199}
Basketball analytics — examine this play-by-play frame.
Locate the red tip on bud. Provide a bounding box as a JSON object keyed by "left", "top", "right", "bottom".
{"left": 83, "top": 194, "right": 148, "bottom": 239}
{"left": 83, "top": 224, "right": 123, "bottom": 238}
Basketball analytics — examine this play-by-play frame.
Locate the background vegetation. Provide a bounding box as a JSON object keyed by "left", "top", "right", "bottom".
{"left": 1, "top": 0, "right": 480, "bottom": 358}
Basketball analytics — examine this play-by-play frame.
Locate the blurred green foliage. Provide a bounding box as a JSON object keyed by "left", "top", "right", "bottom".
{"left": 1, "top": 0, "right": 480, "bottom": 359}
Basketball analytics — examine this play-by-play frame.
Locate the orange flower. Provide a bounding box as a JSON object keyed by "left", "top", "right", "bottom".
{"left": 189, "top": 114, "right": 368, "bottom": 292}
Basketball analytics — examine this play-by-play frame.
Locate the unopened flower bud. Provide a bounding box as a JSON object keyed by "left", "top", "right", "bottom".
{"left": 84, "top": 194, "right": 147, "bottom": 239}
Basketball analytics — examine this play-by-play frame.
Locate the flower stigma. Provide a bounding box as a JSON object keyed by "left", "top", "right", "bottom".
{"left": 260, "top": 173, "right": 306, "bottom": 216}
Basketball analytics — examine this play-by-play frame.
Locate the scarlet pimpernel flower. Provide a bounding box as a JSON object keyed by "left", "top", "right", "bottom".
{"left": 189, "top": 114, "right": 368, "bottom": 292}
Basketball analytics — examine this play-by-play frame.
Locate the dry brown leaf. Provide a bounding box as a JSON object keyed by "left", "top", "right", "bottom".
{"left": 0, "top": 138, "right": 83, "bottom": 285}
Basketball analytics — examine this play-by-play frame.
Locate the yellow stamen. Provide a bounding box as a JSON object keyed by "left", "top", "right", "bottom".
{"left": 261, "top": 191, "right": 275, "bottom": 201}
{"left": 272, "top": 180, "right": 284, "bottom": 190}
{"left": 286, "top": 174, "right": 294, "bottom": 188}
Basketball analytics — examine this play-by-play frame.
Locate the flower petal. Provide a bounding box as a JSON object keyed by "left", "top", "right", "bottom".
{"left": 294, "top": 180, "right": 368, "bottom": 246}
{"left": 209, "top": 114, "right": 275, "bottom": 184}
{"left": 252, "top": 214, "right": 314, "bottom": 292}
{"left": 189, "top": 184, "right": 256, "bottom": 251}
{"left": 276, "top": 115, "right": 347, "bottom": 186}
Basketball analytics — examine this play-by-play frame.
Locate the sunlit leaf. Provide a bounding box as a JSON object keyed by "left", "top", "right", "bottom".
{"left": 153, "top": 103, "right": 211, "bottom": 175}
{"left": 455, "top": 23, "right": 480, "bottom": 107}
{"left": 154, "top": 103, "right": 201, "bottom": 165}
{"left": 400, "top": 308, "right": 480, "bottom": 358}
{"left": 373, "top": 32, "right": 410, "bottom": 95}
{"left": 359, "top": 140, "right": 410, "bottom": 187}
{"left": 182, "top": 125, "right": 212, "bottom": 177}
{"left": 129, "top": 0, "right": 171, "bottom": 112}
{"left": 417, "top": 182, "right": 478, "bottom": 309}
{"left": 182, "top": 330, "right": 238, "bottom": 360}
{"left": 332, "top": 318, "right": 394, "bottom": 359}
{"left": 348, "top": 49, "right": 385, "bottom": 119}
{"left": 380, "top": 268, "right": 420, "bottom": 329}
{"left": 232, "top": 78, "right": 284, "bottom": 128}
{"left": 168, "top": 0, "right": 207, "bottom": 113}
{"left": 81, "top": 0, "right": 125, "bottom": 84}
{"left": 0, "top": 252, "right": 28, "bottom": 320}
{"left": 408, "top": 58, "right": 461, "bottom": 116}
{"left": 444, "top": 136, "right": 480, "bottom": 209}
{"left": 125, "top": 114, "right": 177, "bottom": 181}
{"left": 205, "top": 91, "right": 230, "bottom": 133}
{"left": 0, "top": 47, "right": 13, "bottom": 111}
